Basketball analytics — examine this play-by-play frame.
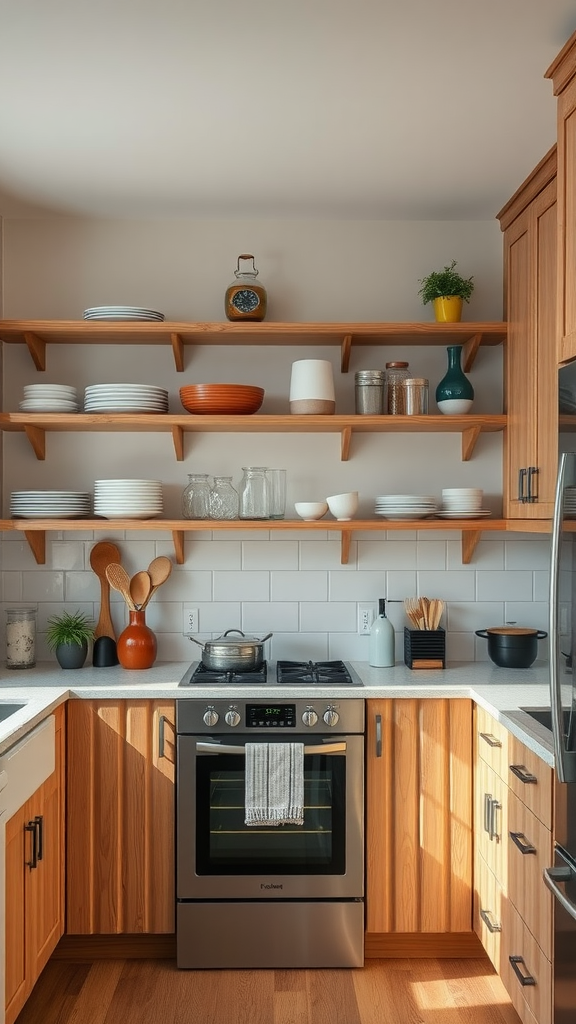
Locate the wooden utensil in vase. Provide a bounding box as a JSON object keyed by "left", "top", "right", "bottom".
{"left": 90, "top": 541, "right": 121, "bottom": 639}
{"left": 140, "top": 556, "right": 172, "bottom": 610}
{"left": 130, "top": 570, "right": 152, "bottom": 610}
{"left": 106, "top": 563, "right": 136, "bottom": 611}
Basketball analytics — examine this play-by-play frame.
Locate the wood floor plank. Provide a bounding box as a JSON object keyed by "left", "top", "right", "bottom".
{"left": 353, "top": 959, "right": 425, "bottom": 1024}
{"left": 14, "top": 962, "right": 90, "bottom": 1024}
{"left": 67, "top": 961, "right": 125, "bottom": 1024}
{"left": 307, "top": 969, "right": 362, "bottom": 1024}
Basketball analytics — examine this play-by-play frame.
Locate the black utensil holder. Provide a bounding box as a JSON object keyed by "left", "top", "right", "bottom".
{"left": 404, "top": 627, "right": 446, "bottom": 669}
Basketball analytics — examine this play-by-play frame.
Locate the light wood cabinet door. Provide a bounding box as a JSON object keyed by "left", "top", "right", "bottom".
{"left": 5, "top": 707, "right": 65, "bottom": 1024}
{"left": 66, "top": 699, "right": 175, "bottom": 934}
{"left": 499, "top": 160, "right": 558, "bottom": 519}
{"left": 506, "top": 789, "right": 553, "bottom": 960}
{"left": 366, "top": 698, "right": 472, "bottom": 935}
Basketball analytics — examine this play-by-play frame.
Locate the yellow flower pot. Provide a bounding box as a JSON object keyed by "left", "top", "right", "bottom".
{"left": 432, "top": 296, "right": 463, "bottom": 323}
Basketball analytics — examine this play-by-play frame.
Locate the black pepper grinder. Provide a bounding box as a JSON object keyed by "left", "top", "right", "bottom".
{"left": 225, "top": 254, "right": 268, "bottom": 322}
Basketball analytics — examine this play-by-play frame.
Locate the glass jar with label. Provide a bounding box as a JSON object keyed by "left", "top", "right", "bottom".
{"left": 209, "top": 476, "right": 240, "bottom": 520}
{"left": 385, "top": 361, "right": 411, "bottom": 414}
{"left": 6, "top": 606, "right": 37, "bottom": 668}
{"left": 182, "top": 473, "right": 212, "bottom": 519}
{"left": 225, "top": 254, "right": 267, "bottom": 322}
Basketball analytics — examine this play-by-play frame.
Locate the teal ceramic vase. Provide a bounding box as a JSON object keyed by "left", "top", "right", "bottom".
{"left": 435, "top": 345, "right": 474, "bottom": 414}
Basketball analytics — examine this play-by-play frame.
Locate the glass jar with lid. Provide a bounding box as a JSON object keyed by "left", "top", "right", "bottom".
{"left": 385, "top": 361, "right": 411, "bottom": 414}
{"left": 182, "top": 473, "right": 212, "bottom": 519}
{"left": 225, "top": 254, "right": 267, "bottom": 322}
{"left": 6, "top": 606, "right": 37, "bottom": 668}
{"left": 209, "top": 476, "right": 240, "bottom": 520}
{"left": 238, "top": 467, "right": 269, "bottom": 519}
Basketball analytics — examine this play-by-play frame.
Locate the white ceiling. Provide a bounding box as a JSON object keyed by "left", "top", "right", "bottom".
{"left": 0, "top": 0, "right": 575, "bottom": 220}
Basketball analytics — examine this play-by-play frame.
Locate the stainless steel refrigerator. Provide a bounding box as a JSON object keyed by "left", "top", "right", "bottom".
{"left": 546, "top": 449, "right": 576, "bottom": 1022}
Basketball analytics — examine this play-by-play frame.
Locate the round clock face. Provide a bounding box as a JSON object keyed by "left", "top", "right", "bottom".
{"left": 231, "top": 289, "right": 260, "bottom": 314}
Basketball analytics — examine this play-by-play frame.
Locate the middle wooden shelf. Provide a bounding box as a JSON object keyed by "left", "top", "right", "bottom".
{"left": 0, "top": 412, "right": 507, "bottom": 462}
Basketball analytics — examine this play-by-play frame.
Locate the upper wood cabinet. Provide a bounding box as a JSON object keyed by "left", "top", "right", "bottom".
{"left": 546, "top": 32, "right": 576, "bottom": 365}
{"left": 497, "top": 148, "right": 558, "bottom": 519}
{"left": 66, "top": 699, "right": 175, "bottom": 935}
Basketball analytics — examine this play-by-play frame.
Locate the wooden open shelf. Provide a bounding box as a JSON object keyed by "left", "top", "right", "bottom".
{"left": 0, "top": 517, "right": 515, "bottom": 567}
{"left": 0, "top": 319, "right": 507, "bottom": 372}
{"left": 0, "top": 412, "right": 507, "bottom": 462}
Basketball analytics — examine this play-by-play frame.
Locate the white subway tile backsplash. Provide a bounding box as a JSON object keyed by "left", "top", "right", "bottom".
{"left": 1, "top": 572, "right": 23, "bottom": 602}
{"left": 505, "top": 540, "right": 551, "bottom": 569}
{"left": 166, "top": 569, "right": 213, "bottom": 602}
{"left": 446, "top": 601, "right": 503, "bottom": 631}
{"left": 300, "top": 602, "right": 356, "bottom": 632}
{"left": 242, "top": 540, "right": 299, "bottom": 570}
{"left": 22, "top": 571, "right": 64, "bottom": 602}
{"left": 213, "top": 571, "right": 269, "bottom": 602}
{"left": 417, "top": 570, "right": 475, "bottom": 602}
{"left": 271, "top": 571, "right": 328, "bottom": 601}
{"left": 386, "top": 570, "right": 418, "bottom": 600}
{"left": 2, "top": 541, "right": 39, "bottom": 570}
{"left": 242, "top": 603, "right": 299, "bottom": 633}
{"left": 300, "top": 540, "right": 358, "bottom": 569}
{"left": 416, "top": 541, "right": 447, "bottom": 569}
{"left": 50, "top": 541, "right": 85, "bottom": 570}
{"left": 476, "top": 570, "right": 534, "bottom": 602}
{"left": 196, "top": 602, "right": 242, "bottom": 632}
{"left": 357, "top": 540, "right": 417, "bottom": 570}
{"left": 533, "top": 570, "right": 550, "bottom": 602}
{"left": 328, "top": 571, "right": 386, "bottom": 602}
{"left": 270, "top": 633, "right": 329, "bottom": 661}
{"left": 447, "top": 539, "right": 504, "bottom": 570}
{"left": 503, "top": 601, "right": 548, "bottom": 629}
{"left": 65, "top": 571, "right": 100, "bottom": 602}
{"left": 186, "top": 540, "right": 242, "bottom": 570}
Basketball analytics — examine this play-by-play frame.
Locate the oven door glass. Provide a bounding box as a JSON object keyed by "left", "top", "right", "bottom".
{"left": 195, "top": 739, "right": 345, "bottom": 875}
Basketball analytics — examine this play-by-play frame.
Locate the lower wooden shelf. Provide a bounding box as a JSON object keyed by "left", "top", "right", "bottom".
{"left": 0, "top": 516, "right": 541, "bottom": 566}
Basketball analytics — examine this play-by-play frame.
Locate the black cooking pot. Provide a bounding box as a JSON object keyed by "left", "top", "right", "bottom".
{"left": 475, "top": 627, "right": 547, "bottom": 669}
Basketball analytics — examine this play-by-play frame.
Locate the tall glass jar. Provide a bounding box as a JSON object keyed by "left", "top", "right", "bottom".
{"left": 6, "top": 606, "right": 37, "bottom": 668}
{"left": 209, "top": 476, "right": 239, "bottom": 520}
{"left": 182, "top": 473, "right": 212, "bottom": 519}
{"left": 385, "top": 361, "right": 411, "bottom": 414}
{"left": 238, "top": 467, "right": 269, "bottom": 519}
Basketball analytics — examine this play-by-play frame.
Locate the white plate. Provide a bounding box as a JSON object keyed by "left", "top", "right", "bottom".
{"left": 376, "top": 512, "right": 437, "bottom": 521}
{"left": 97, "top": 512, "right": 163, "bottom": 520}
{"left": 435, "top": 510, "right": 492, "bottom": 519}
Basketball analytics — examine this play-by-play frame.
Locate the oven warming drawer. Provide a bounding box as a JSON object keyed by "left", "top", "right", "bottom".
{"left": 177, "top": 900, "right": 364, "bottom": 969}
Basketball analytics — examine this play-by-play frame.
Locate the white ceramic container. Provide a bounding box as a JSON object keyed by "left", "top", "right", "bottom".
{"left": 289, "top": 359, "right": 335, "bottom": 415}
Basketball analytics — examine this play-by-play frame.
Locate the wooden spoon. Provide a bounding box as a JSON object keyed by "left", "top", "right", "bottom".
{"left": 90, "top": 541, "right": 121, "bottom": 639}
{"left": 106, "top": 563, "right": 136, "bottom": 611}
{"left": 140, "top": 556, "right": 172, "bottom": 610}
{"left": 130, "top": 570, "right": 152, "bottom": 610}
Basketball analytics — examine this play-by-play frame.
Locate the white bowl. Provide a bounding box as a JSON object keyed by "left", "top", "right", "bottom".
{"left": 442, "top": 488, "right": 483, "bottom": 496}
{"left": 326, "top": 491, "right": 359, "bottom": 521}
{"left": 294, "top": 501, "right": 329, "bottom": 521}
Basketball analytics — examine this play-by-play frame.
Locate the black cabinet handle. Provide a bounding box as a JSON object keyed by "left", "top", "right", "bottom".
{"left": 526, "top": 466, "right": 538, "bottom": 503}
{"left": 375, "top": 715, "right": 382, "bottom": 758}
{"left": 509, "top": 955, "right": 536, "bottom": 987}
{"left": 24, "top": 820, "right": 38, "bottom": 870}
{"left": 34, "top": 815, "right": 43, "bottom": 860}
{"left": 509, "top": 764, "right": 538, "bottom": 784}
{"left": 159, "top": 714, "right": 167, "bottom": 759}
{"left": 479, "top": 731, "right": 502, "bottom": 748}
{"left": 518, "top": 468, "right": 527, "bottom": 502}
{"left": 509, "top": 830, "right": 536, "bottom": 855}
{"left": 480, "top": 908, "right": 502, "bottom": 933}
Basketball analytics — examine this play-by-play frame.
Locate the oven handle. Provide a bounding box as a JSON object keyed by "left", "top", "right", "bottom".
{"left": 195, "top": 741, "right": 347, "bottom": 755}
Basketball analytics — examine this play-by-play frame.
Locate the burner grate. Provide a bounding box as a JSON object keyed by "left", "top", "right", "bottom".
{"left": 186, "top": 662, "right": 268, "bottom": 686}
{"left": 276, "top": 660, "right": 356, "bottom": 686}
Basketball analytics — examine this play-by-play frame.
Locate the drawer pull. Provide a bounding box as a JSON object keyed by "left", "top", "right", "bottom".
{"left": 489, "top": 797, "right": 501, "bottom": 841}
{"left": 509, "top": 764, "right": 537, "bottom": 784}
{"left": 483, "top": 792, "right": 492, "bottom": 834}
{"left": 509, "top": 955, "right": 536, "bottom": 987}
{"left": 375, "top": 714, "right": 382, "bottom": 758}
{"left": 509, "top": 831, "right": 536, "bottom": 855}
{"left": 480, "top": 732, "right": 502, "bottom": 748}
{"left": 480, "top": 908, "right": 502, "bottom": 933}
{"left": 24, "top": 820, "right": 38, "bottom": 870}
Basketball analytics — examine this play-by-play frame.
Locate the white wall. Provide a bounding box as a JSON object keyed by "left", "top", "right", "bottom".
{"left": 0, "top": 215, "right": 551, "bottom": 665}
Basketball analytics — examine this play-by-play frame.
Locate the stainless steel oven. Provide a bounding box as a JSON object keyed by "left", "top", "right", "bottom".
{"left": 176, "top": 668, "right": 364, "bottom": 969}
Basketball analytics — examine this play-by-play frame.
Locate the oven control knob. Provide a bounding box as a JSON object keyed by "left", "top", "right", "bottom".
{"left": 323, "top": 708, "right": 340, "bottom": 727}
{"left": 203, "top": 707, "right": 219, "bottom": 727}
{"left": 302, "top": 707, "right": 318, "bottom": 727}
{"left": 225, "top": 709, "right": 241, "bottom": 728}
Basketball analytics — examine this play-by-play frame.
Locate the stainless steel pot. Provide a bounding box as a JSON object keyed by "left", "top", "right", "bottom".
{"left": 188, "top": 629, "right": 273, "bottom": 671}
{"left": 475, "top": 626, "right": 547, "bottom": 669}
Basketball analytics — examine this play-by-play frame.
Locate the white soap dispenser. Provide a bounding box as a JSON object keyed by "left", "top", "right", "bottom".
{"left": 369, "top": 598, "right": 395, "bottom": 667}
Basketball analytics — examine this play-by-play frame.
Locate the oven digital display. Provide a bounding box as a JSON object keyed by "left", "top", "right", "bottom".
{"left": 246, "top": 703, "right": 296, "bottom": 727}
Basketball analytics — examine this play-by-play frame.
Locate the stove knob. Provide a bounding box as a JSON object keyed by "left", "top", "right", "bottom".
{"left": 302, "top": 707, "right": 318, "bottom": 727}
{"left": 323, "top": 708, "right": 340, "bottom": 727}
{"left": 203, "top": 707, "right": 219, "bottom": 727}
{"left": 225, "top": 708, "right": 241, "bottom": 728}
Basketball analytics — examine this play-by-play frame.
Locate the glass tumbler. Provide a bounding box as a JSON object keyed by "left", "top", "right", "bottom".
{"left": 209, "top": 476, "right": 240, "bottom": 520}
{"left": 6, "top": 606, "right": 37, "bottom": 668}
{"left": 266, "top": 469, "right": 286, "bottom": 519}
{"left": 238, "top": 467, "right": 269, "bottom": 519}
{"left": 182, "top": 473, "right": 212, "bottom": 519}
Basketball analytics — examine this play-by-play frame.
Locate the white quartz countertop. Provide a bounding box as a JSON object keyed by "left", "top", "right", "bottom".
{"left": 0, "top": 659, "right": 555, "bottom": 764}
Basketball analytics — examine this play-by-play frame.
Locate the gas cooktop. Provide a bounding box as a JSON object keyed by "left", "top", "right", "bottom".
{"left": 178, "top": 659, "right": 363, "bottom": 687}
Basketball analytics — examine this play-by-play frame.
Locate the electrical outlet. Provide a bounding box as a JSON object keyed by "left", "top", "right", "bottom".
{"left": 182, "top": 606, "right": 199, "bottom": 634}
{"left": 358, "top": 605, "right": 374, "bottom": 635}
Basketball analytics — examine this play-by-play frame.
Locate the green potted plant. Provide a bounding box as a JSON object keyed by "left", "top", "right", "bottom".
{"left": 418, "top": 260, "right": 474, "bottom": 322}
{"left": 46, "top": 610, "right": 94, "bottom": 669}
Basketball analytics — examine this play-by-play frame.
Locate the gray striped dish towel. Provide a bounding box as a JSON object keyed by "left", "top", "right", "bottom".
{"left": 244, "top": 742, "right": 304, "bottom": 826}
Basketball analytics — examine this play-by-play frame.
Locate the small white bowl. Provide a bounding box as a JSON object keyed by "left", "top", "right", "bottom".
{"left": 326, "top": 491, "right": 359, "bottom": 521}
{"left": 294, "top": 501, "right": 329, "bottom": 521}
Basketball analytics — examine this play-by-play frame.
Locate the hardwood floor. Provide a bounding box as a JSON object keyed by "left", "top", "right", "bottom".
{"left": 15, "top": 956, "right": 522, "bottom": 1024}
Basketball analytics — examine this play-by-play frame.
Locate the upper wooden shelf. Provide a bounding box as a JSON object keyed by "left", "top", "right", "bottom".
{"left": 0, "top": 319, "right": 508, "bottom": 372}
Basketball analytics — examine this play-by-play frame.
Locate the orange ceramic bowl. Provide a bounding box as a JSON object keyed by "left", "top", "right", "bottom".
{"left": 179, "top": 384, "right": 265, "bottom": 415}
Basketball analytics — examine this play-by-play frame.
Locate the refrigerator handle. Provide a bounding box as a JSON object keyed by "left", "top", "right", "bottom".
{"left": 543, "top": 866, "right": 576, "bottom": 922}
{"left": 550, "top": 451, "right": 573, "bottom": 782}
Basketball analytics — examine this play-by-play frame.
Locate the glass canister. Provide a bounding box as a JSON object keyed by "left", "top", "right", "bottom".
{"left": 238, "top": 467, "right": 269, "bottom": 519}
{"left": 354, "top": 369, "right": 387, "bottom": 414}
{"left": 225, "top": 254, "right": 267, "bottom": 322}
{"left": 209, "top": 476, "right": 240, "bottom": 520}
{"left": 386, "top": 361, "right": 411, "bottom": 414}
{"left": 182, "top": 473, "right": 212, "bottom": 519}
{"left": 6, "top": 606, "right": 37, "bottom": 668}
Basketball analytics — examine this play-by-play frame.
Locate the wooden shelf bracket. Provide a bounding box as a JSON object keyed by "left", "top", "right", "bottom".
{"left": 341, "top": 426, "right": 352, "bottom": 461}
{"left": 24, "top": 530, "right": 46, "bottom": 565}
{"left": 461, "top": 425, "right": 482, "bottom": 462}
{"left": 462, "top": 334, "right": 483, "bottom": 372}
{"left": 23, "top": 332, "right": 46, "bottom": 371}
{"left": 461, "top": 530, "right": 482, "bottom": 564}
{"left": 340, "top": 531, "right": 352, "bottom": 564}
{"left": 172, "top": 530, "right": 185, "bottom": 564}
{"left": 23, "top": 425, "right": 46, "bottom": 460}
{"left": 170, "top": 332, "right": 185, "bottom": 372}
{"left": 171, "top": 425, "right": 184, "bottom": 461}
{"left": 340, "top": 334, "right": 353, "bottom": 373}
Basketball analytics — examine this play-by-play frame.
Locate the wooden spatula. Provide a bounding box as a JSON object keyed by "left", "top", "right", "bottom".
{"left": 106, "top": 563, "right": 136, "bottom": 611}
{"left": 90, "top": 541, "right": 121, "bottom": 639}
{"left": 130, "top": 570, "right": 152, "bottom": 610}
{"left": 140, "top": 556, "right": 172, "bottom": 610}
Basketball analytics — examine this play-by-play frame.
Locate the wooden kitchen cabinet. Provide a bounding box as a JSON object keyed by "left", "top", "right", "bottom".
{"left": 497, "top": 148, "right": 558, "bottom": 520}
{"left": 66, "top": 699, "right": 175, "bottom": 934}
{"left": 473, "top": 705, "right": 553, "bottom": 1024}
{"left": 4, "top": 706, "right": 65, "bottom": 1024}
{"left": 365, "top": 698, "right": 474, "bottom": 956}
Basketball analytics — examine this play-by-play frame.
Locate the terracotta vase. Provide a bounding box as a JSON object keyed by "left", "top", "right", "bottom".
{"left": 117, "top": 610, "right": 157, "bottom": 670}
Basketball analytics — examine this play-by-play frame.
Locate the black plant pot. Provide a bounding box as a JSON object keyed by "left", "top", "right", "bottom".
{"left": 55, "top": 640, "right": 88, "bottom": 669}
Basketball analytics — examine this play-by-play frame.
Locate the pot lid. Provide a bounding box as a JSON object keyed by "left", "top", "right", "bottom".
{"left": 484, "top": 626, "right": 538, "bottom": 636}
{"left": 208, "top": 629, "right": 271, "bottom": 647}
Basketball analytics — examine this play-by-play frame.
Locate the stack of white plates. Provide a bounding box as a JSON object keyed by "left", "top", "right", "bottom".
{"left": 19, "top": 384, "right": 79, "bottom": 413}
{"left": 10, "top": 491, "right": 91, "bottom": 519}
{"left": 436, "top": 508, "right": 492, "bottom": 519}
{"left": 375, "top": 494, "right": 438, "bottom": 520}
{"left": 94, "top": 479, "right": 163, "bottom": 520}
{"left": 563, "top": 486, "right": 576, "bottom": 517}
{"left": 83, "top": 306, "right": 165, "bottom": 322}
{"left": 84, "top": 384, "right": 169, "bottom": 414}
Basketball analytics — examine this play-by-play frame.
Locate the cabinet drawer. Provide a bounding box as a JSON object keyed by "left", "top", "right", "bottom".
{"left": 476, "top": 706, "right": 509, "bottom": 776}
{"left": 473, "top": 852, "right": 503, "bottom": 970}
{"left": 501, "top": 899, "right": 552, "bottom": 1024}
{"left": 475, "top": 759, "right": 508, "bottom": 885}
{"left": 507, "top": 789, "right": 553, "bottom": 958}
{"left": 507, "top": 733, "right": 553, "bottom": 829}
